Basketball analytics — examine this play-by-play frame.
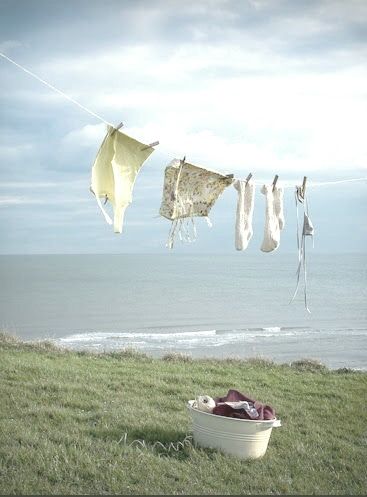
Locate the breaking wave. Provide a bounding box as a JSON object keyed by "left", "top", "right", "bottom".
{"left": 55, "top": 326, "right": 321, "bottom": 351}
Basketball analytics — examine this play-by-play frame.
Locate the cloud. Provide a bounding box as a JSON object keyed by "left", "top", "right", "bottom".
{"left": 0, "top": 39, "right": 23, "bottom": 53}
{"left": 0, "top": 196, "right": 43, "bottom": 206}
{"left": 123, "top": 108, "right": 367, "bottom": 175}
{"left": 0, "top": 143, "right": 34, "bottom": 162}
{"left": 3, "top": 36, "right": 363, "bottom": 176}
{"left": 62, "top": 123, "right": 106, "bottom": 148}
{"left": 0, "top": 195, "right": 90, "bottom": 207}
{"left": 1, "top": 0, "right": 366, "bottom": 254}
{"left": 0, "top": 181, "right": 59, "bottom": 189}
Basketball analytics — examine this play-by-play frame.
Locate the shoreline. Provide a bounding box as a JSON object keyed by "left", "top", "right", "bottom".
{"left": 6, "top": 333, "right": 364, "bottom": 373}
{"left": 3, "top": 327, "right": 366, "bottom": 371}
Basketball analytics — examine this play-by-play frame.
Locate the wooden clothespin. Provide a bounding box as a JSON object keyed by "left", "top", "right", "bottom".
{"left": 141, "top": 140, "right": 160, "bottom": 151}
{"left": 245, "top": 173, "right": 253, "bottom": 183}
{"left": 110, "top": 122, "right": 123, "bottom": 136}
{"left": 301, "top": 176, "right": 307, "bottom": 198}
{"left": 272, "top": 174, "right": 279, "bottom": 191}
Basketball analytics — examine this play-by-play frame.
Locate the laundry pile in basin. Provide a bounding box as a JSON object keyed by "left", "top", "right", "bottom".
{"left": 188, "top": 389, "right": 280, "bottom": 458}
{"left": 192, "top": 389, "right": 276, "bottom": 420}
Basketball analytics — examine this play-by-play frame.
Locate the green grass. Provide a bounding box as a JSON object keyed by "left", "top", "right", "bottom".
{"left": 0, "top": 331, "right": 366, "bottom": 495}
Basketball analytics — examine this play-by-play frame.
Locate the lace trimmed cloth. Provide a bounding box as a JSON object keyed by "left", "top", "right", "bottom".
{"left": 159, "top": 158, "right": 233, "bottom": 248}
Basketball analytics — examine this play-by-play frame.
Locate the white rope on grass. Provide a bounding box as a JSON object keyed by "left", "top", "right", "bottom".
{"left": 117, "top": 432, "right": 193, "bottom": 455}
{"left": 0, "top": 52, "right": 114, "bottom": 127}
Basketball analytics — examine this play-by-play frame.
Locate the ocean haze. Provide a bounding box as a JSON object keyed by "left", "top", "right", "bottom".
{"left": 1, "top": 253, "right": 366, "bottom": 369}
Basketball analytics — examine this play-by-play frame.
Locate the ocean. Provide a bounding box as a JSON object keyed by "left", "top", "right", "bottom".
{"left": 0, "top": 253, "right": 366, "bottom": 369}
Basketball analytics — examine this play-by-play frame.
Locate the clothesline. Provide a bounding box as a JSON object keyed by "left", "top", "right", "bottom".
{"left": 240, "top": 177, "right": 367, "bottom": 188}
{"left": 1, "top": 52, "right": 366, "bottom": 189}
{"left": 0, "top": 52, "right": 114, "bottom": 127}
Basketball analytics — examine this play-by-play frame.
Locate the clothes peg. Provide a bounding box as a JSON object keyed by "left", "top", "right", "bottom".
{"left": 141, "top": 140, "right": 159, "bottom": 151}
{"left": 272, "top": 174, "right": 279, "bottom": 191}
{"left": 245, "top": 173, "right": 253, "bottom": 183}
{"left": 301, "top": 176, "right": 307, "bottom": 198}
{"left": 110, "top": 122, "right": 124, "bottom": 136}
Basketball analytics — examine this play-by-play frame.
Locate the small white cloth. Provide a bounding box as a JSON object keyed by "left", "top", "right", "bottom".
{"left": 233, "top": 179, "right": 255, "bottom": 251}
{"left": 290, "top": 186, "right": 315, "bottom": 312}
{"left": 222, "top": 401, "right": 259, "bottom": 418}
{"left": 193, "top": 395, "right": 216, "bottom": 413}
{"left": 260, "top": 184, "right": 285, "bottom": 252}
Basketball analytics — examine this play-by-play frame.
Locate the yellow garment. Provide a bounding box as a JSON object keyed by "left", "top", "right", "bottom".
{"left": 91, "top": 125, "right": 155, "bottom": 233}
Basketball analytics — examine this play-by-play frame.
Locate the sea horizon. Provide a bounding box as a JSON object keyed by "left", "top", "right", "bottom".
{"left": 1, "top": 253, "right": 366, "bottom": 370}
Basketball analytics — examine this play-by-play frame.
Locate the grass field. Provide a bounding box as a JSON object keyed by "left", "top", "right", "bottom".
{"left": 0, "top": 331, "right": 366, "bottom": 495}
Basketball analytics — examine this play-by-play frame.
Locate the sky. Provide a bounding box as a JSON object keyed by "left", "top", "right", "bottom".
{"left": 0, "top": 0, "right": 366, "bottom": 254}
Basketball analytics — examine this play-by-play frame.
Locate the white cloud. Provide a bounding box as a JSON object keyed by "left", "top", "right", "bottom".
{"left": 2, "top": 1, "right": 367, "bottom": 182}
{"left": 0, "top": 195, "right": 89, "bottom": 207}
{"left": 32, "top": 39, "right": 365, "bottom": 175}
{"left": 0, "top": 180, "right": 87, "bottom": 189}
{"left": 62, "top": 123, "right": 106, "bottom": 148}
{"left": 0, "top": 181, "right": 58, "bottom": 189}
{"left": 1, "top": 1, "right": 367, "bottom": 254}
{"left": 0, "top": 40, "right": 23, "bottom": 53}
{"left": 0, "top": 144, "right": 34, "bottom": 162}
{"left": 0, "top": 196, "right": 43, "bottom": 206}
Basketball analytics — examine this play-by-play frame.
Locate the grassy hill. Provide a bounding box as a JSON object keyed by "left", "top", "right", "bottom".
{"left": 0, "top": 332, "right": 366, "bottom": 495}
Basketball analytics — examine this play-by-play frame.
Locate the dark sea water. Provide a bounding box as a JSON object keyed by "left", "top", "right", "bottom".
{"left": 0, "top": 253, "right": 366, "bottom": 369}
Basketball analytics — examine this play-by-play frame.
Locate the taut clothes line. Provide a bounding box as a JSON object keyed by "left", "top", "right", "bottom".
{"left": 2, "top": 52, "right": 365, "bottom": 185}
{"left": 233, "top": 177, "right": 367, "bottom": 188}
{"left": 0, "top": 52, "right": 160, "bottom": 149}
{"left": 1, "top": 52, "right": 366, "bottom": 187}
{"left": 0, "top": 52, "right": 114, "bottom": 127}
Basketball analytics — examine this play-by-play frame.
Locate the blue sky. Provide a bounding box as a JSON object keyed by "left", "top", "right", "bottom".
{"left": 0, "top": 0, "right": 366, "bottom": 254}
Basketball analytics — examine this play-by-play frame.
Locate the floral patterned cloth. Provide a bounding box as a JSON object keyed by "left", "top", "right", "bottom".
{"left": 159, "top": 158, "right": 233, "bottom": 220}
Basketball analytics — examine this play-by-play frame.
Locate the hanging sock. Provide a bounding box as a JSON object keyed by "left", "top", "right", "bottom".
{"left": 273, "top": 185, "right": 285, "bottom": 230}
{"left": 160, "top": 158, "right": 233, "bottom": 249}
{"left": 260, "top": 184, "right": 284, "bottom": 252}
{"left": 90, "top": 125, "right": 155, "bottom": 233}
{"left": 290, "top": 186, "right": 314, "bottom": 313}
{"left": 233, "top": 179, "right": 255, "bottom": 250}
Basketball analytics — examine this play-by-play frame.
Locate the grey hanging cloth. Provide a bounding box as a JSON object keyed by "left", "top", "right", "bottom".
{"left": 290, "top": 185, "right": 314, "bottom": 313}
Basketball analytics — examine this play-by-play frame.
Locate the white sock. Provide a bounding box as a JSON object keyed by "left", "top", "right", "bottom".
{"left": 273, "top": 186, "right": 285, "bottom": 230}
{"left": 260, "top": 185, "right": 280, "bottom": 252}
{"left": 233, "top": 179, "right": 255, "bottom": 250}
